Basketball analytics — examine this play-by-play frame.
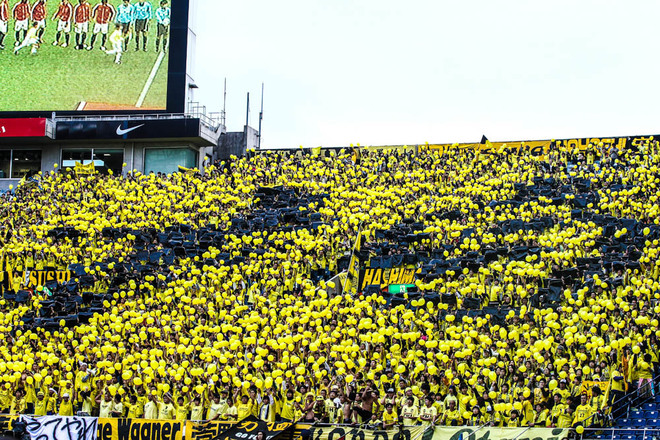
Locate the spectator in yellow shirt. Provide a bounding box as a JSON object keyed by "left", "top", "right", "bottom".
{"left": 382, "top": 403, "right": 398, "bottom": 429}
{"left": 33, "top": 392, "right": 49, "bottom": 416}
{"left": 401, "top": 397, "right": 419, "bottom": 426}
{"left": 237, "top": 394, "right": 253, "bottom": 421}
{"left": 419, "top": 396, "right": 438, "bottom": 427}
{"left": 58, "top": 393, "right": 74, "bottom": 416}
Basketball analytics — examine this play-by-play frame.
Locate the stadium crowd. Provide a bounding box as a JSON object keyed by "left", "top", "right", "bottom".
{"left": 0, "top": 141, "right": 658, "bottom": 429}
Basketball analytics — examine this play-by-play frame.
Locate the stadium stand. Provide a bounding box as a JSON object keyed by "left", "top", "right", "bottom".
{"left": 0, "top": 140, "right": 658, "bottom": 433}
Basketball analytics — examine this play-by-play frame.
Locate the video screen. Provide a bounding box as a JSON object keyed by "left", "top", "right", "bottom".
{"left": 0, "top": 0, "right": 178, "bottom": 111}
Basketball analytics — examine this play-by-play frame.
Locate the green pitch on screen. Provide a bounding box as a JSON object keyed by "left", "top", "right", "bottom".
{"left": 0, "top": 0, "right": 170, "bottom": 111}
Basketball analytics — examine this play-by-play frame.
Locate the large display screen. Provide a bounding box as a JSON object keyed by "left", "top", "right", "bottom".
{"left": 0, "top": 0, "right": 188, "bottom": 114}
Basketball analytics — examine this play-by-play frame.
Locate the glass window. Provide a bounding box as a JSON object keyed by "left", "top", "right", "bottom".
{"left": 11, "top": 150, "right": 41, "bottom": 178}
{"left": 0, "top": 150, "right": 10, "bottom": 179}
{"left": 144, "top": 148, "right": 197, "bottom": 175}
{"left": 93, "top": 149, "right": 124, "bottom": 175}
{"left": 61, "top": 149, "right": 93, "bottom": 168}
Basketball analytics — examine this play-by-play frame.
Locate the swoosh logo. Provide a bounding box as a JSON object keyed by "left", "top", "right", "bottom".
{"left": 116, "top": 124, "right": 145, "bottom": 136}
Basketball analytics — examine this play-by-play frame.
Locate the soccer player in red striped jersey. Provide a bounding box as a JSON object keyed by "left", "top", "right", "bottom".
{"left": 89, "top": 0, "right": 114, "bottom": 51}
{"left": 31, "top": 0, "right": 47, "bottom": 41}
{"left": 73, "top": 0, "right": 90, "bottom": 49}
{"left": 12, "top": 0, "right": 30, "bottom": 45}
{"left": 51, "top": 0, "right": 73, "bottom": 47}
{"left": 0, "top": 0, "right": 8, "bottom": 49}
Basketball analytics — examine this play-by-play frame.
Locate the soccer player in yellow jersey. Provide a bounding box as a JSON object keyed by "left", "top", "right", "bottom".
{"left": 105, "top": 23, "right": 123, "bottom": 64}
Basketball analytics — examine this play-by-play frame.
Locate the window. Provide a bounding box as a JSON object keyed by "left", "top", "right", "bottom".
{"left": 93, "top": 149, "right": 124, "bottom": 175}
{"left": 0, "top": 150, "right": 42, "bottom": 179}
{"left": 0, "top": 151, "right": 10, "bottom": 179}
{"left": 144, "top": 148, "right": 197, "bottom": 175}
{"left": 61, "top": 148, "right": 124, "bottom": 174}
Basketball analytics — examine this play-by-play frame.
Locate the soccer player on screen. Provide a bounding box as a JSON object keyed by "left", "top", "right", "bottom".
{"left": 13, "top": 21, "right": 39, "bottom": 54}
{"left": 154, "top": 0, "right": 168, "bottom": 53}
{"left": 52, "top": 0, "right": 73, "bottom": 47}
{"left": 89, "top": 0, "right": 114, "bottom": 50}
{"left": 73, "top": 0, "right": 90, "bottom": 49}
{"left": 31, "top": 0, "right": 47, "bottom": 42}
{"left": 116, "top": 0, "right": 133, "bottom": 49}
{"left": 12, "top": 0, "right": 30, "bottom": 45}
{"left": 105, "top": 22, "right": 123, "bottom": 63}
{"left": 0, "top": 0, "right": 8, "bottom": 50}
{"left": 133, "top": 0, "right": 150, "bottom": 51}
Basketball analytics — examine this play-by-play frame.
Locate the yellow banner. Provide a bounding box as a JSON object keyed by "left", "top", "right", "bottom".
{"left": 344, "top": 230, "right": 363, "bottom": 296}
{"left": 97, "top": 418, "right": 184, "bottom": 440}
{"left": 360, "top": 267, "right": 418, "bottom": 290}
{"left": 2, "top": 269, "right": 72, "bottom": 292}
{"left": 580, "top": 381, "right": 609, "bottom": 397}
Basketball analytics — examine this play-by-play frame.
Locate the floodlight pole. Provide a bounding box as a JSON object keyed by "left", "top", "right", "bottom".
{"left": 258, "top": 82, "right": 264, "bottom": 150}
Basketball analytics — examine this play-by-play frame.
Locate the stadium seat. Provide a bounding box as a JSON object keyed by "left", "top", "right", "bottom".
{"left": 644, "top": 403, "right": 657, "bottom": 411}
{"left": 645, "top": 411, "right": 658, "bottom": 419}
{"left": 631, "top": 420, "right": 645, "bottom": 427}
{"left": 632, "top": 411, "right": 644, "bottom": 418}
{"left": 620, "top": 420, "right": 632, "bottom": 427}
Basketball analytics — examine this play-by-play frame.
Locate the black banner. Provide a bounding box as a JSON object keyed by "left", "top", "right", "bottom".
{"left": 213, "top": 416, "right": 294, "bottom": 440}
{"left": 55, "top": 118, "right": 202, "bottom": 140}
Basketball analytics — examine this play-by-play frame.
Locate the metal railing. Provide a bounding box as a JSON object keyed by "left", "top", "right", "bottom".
{"left": 52, "top": 113, "right": 190, "bottom": 122}
{"left": 581, "top": 427, "right": 660, "bottom": 440}
{"left": 582, "top": 376, "right": 660, "bottom": 429}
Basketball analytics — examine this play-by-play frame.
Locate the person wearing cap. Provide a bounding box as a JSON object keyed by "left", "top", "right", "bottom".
{"left": 322, "top": 389, "right": 338, "bottom": 423}
{"left": 398, "top": 387, "right": 418, "bottom": 410}
{"left": 58, "top": 392, "right": 74, "bottom": 416}
{"left": 33, "top": 391, "right": 49, "bottom": 416}
{"left": 556, "top": 380, "right": 570, "bottom": 404}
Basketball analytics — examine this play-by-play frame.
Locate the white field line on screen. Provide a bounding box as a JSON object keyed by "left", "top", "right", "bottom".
{"left": 136, "top": 51, "right": 165, "bottom": 108}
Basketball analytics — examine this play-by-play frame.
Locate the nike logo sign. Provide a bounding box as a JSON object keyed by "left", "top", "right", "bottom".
{"left": 116, "top": 124, "right": 144, "bottom": 136}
